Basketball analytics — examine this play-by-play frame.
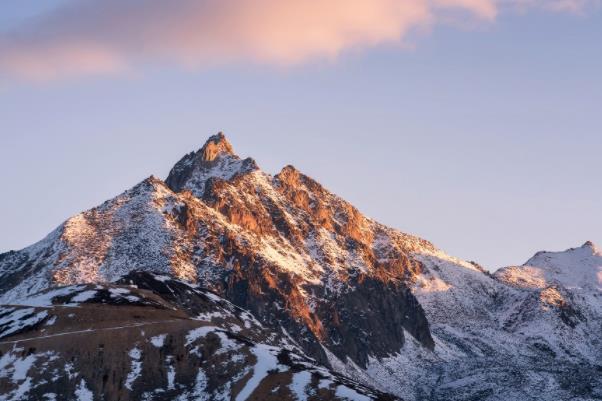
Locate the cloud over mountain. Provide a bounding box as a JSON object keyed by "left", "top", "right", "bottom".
{"left": 0, "top": 0, "right": 597, "bottom": 80}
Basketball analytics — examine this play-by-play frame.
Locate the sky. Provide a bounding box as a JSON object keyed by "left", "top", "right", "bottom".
{"left": 1, "top": 0, "right": 601, "bottom": 270}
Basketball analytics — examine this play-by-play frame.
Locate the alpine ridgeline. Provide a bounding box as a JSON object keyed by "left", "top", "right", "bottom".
{"left": 0, "top": 133, "right": 600, "bottom": 401}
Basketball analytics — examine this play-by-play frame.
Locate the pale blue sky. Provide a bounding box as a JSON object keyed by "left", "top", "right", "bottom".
{"left": 1, "top": 1, "right": 600, "bottom": 269}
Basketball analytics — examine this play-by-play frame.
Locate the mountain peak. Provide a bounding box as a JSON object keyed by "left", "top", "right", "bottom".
{"left": 166, "top": 132, "right": 258, "bottom": 196}
{"left": 277, "top": 165, "right": 300, "bottom": 184}
{"left": 200, "top": 132, "right": 235, "bottom": 162}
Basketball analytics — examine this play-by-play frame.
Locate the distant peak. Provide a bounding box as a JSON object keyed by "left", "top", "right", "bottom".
{"left": 582, "top": 241, "right": 599, "bottom": 254}
{"left": 200, "top": 132, "right": 236, "bottom": 162}
{"left": 524, "top": 241, "right": 601, "bottom": 267}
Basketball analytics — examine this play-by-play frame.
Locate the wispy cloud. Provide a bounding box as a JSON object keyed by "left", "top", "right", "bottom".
{"left": 501, "top": 0, "right": 600, "bottom": 14}
{"left": 0, "top": 0, "right": 597, "bottom": 80}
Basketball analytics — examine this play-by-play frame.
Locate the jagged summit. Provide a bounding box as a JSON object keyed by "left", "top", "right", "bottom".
{"left": 166, "top": 132, "right": 258, "bottom": 196}
{"left": 200, "top": 131, "right": 235, "bottom": 161}
{"left": 582, "top": 240, "right": 599, "bottom": 254}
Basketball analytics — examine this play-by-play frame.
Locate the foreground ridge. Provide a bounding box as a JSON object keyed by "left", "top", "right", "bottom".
{"left": 0, "top": 272, "right": 396, "bottom": 400}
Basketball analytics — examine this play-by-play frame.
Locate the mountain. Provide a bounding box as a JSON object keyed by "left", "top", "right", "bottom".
{"left": 0, "top": 133, "right": 434, "bottom": 369}
{"left": 0, "top": 133, "right": 600, "bottom": 401}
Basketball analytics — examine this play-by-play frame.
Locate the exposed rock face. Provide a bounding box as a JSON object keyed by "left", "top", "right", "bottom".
{"left": 200, "top": 132, "right": 235, "bottom": 161}
{"left": 0, "top": 272, "right": 396, "bottom": 401}
{"left": 313, "top": 276, "right": 432, "bottom": 367}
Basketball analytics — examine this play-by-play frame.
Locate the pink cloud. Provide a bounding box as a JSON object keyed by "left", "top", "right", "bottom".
{"left": 0, "top": 0, "right": 594, "bottom": 80}
{"left": 1, "top": 41, "right": 126, "bottom": 81}
{"left": 0, "top": 0, "right": 493, "bottom": 80}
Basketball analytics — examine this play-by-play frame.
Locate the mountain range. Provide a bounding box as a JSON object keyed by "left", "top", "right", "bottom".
{"left": 0, "top": 133, "right": 600, "bottom": 401}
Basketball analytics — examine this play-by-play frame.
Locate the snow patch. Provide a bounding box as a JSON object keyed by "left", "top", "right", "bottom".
{"left": 11, "top": 354, "right": 37, "bottom": 381}
{"left": 71, "top": 290, "right": 97, "bottom": 303}
{"left": 0, "top": 308, "right": 49, "bottom": 338}
{"left": 109, "top": 288, "right": 130, "bottom": 296}
{"left": 335, "top": 385, "right": 371, "bottom": 401}
{"left": 289, "top": 370, "right": 312, "bottom": 401}
{"left": 235, "top": 344, "right": 287, "bottom": 401}
{"left": 150, "top": 334, "right": 167, "bottom": 348}
{"left": 75, "top": 379, "right": 94, "bottom": 401}
{"left": 11, "top": 286, "right": 85, "bottom": 307}
{"left": 125, "top": 347, "right": 142, "bottom": 390}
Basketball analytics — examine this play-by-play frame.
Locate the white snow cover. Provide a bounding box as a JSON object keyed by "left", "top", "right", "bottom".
{"left": 0, "top": 307, "right": 49, "bottom": 338}
{"left": 289, "top": 371, "right": 312, "bottom": 401}
{"left": 0, "top": 178, "right": 180, "bottom": 304}
{"left": 150, "top": 334, "right": 167, "bottom": 348}
{"left": 9, "top": 286, "right": 86, "bottom": 307}
{"left": 70, "top": 290, "right": 97, "bottom": 303}
{"left": 185, "top": 326, "right": 240, "bottom": 355}
{"left": 125, "top": 347, "right": 142, "bottom": 390}
{"left": 0, "top": 349, "right": 38, "bottom": 400}
{"left": 335, "top": 385, "right": 372, "bottom": 401}
{"left": 497, "top": 241, "right": 602, "bottom": 291}
{"left": 364, "top": 242, "right": 602, "bottom": 401}
{"left": 235, "top": 344, "right": 287, "bottom": 401}
{"left": 109, "top": 288, "right": 130, "bottom": 296}
{"left": 185, "top": 326, "right": 218, "bottom": 346}
{"left": 75, "top": 379, "right": 94, "bottom": 401}
{"left": 167, "top": 358, "right": 176, "bottom": 391}
{"left": 180, "top": 153, "right": 257, "bottom": 198}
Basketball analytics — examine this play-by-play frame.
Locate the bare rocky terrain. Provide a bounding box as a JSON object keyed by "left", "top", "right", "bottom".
{"left": 0, "top": 272, "right": 394, "bottom": 401}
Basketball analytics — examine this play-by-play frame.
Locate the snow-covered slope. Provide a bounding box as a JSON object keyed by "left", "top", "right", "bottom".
{"left": 0, "top": 176, "right": 195, "bottom": 303}
{"left": 366, "top": 243, "right": 602, "bottom": 401}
